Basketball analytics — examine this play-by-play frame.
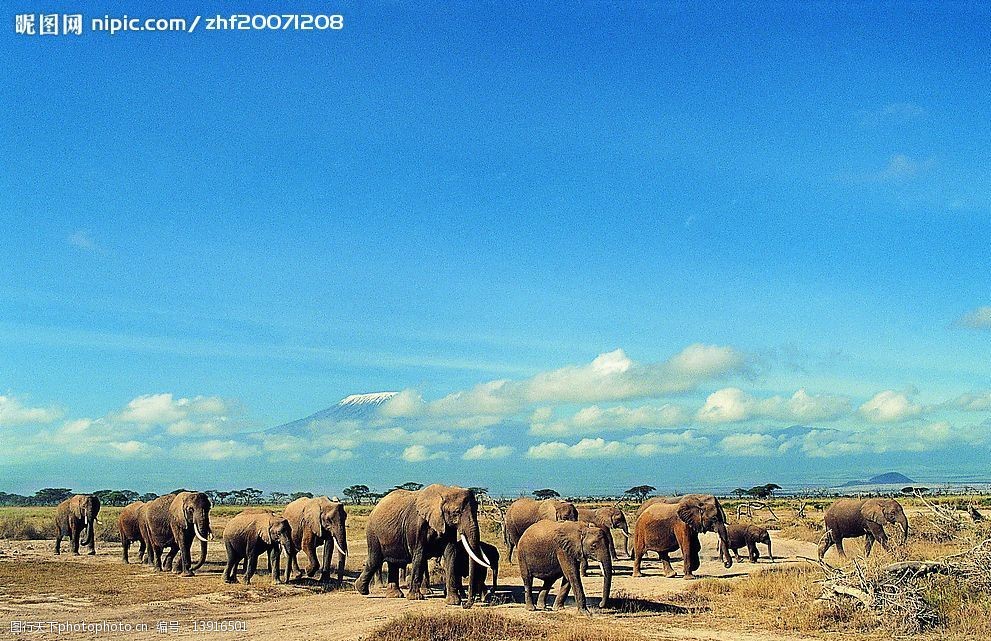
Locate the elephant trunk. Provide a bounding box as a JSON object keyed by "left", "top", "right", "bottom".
{"left": 898, "top": 513, "right": 909, "bottom": 545}
{"left": 190, "top": 538, "right": 208, "bottom": 570}
{"left": 459, "top": 511, "right": 488, "bottom": 608}
{"left": 598, "top": 552, "right": 612, "bottom": 609}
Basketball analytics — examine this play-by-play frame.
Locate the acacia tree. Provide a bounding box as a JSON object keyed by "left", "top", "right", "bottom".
{"left": 393, "top": 482, "right": 423, "bottom": 492}
{"left": 343, "top": 485, "right": 371, "bottom": 505}
{"left": 532, "top": 489, "right": 560, "bottom": 500}
{"left": 624, "top": 485, "right": 656, "bottom": 502}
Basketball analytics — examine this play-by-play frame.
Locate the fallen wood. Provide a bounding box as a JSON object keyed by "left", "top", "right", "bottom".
{"left": 878, "top": 561, "right": 958, "bottom": 579}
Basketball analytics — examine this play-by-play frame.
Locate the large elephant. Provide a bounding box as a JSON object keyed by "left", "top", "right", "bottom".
{"left": 355, "top": 484, "right": 491, "bottom": 607}
{"left": 517, "top": 520, "right": 612, "bottom": 614}
{"left": 223, "top": 511, "right": 294, "bottom": 585}
{"left": 118, "top": 501, "right": 146, "bottom": 563}
{"left": 818, "top": 498, "right": 908, "bottom": 560}
{"left": 283, "top": 496, "right": 348, "bottom": 583}
{"left": 577, "top": 506, "right": 630, "bottom": 564}
{"left": 139, "top": 492, "right": 211, "bottom": 576}
{"left": 504, "top": 498, "right": 578, "bottom": 561}
{"left": 723, "top": 523, "right": 772, "bottom": 562}
{"left": 632, "top": 494, "right": 733, "bottom": 579}
{"left": 54, "top": 494, "right": 101, "bottom": 556}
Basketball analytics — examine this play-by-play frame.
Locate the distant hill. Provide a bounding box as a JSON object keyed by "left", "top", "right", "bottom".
{"left": 266, "top": 392, "right": 398, "bottom": 436}
{"left": 840, "top": 471, "right": 915, "bottom": 487}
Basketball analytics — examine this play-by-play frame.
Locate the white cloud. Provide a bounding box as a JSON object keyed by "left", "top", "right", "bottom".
{"left": 370, "top": 427, "right": 453, "bottom": 446}
{"left": 718, "top": 433, "right": 779, "bottom": 457}
{"left": 174, "top": 439, "right": 258, "bottom": 461}
{"left": 530, "top": 403, "right": 687, "bottom": 436}
{"left": 954, "top": 391, "right": 991, "bottom": 411}
{"left": 859, "top": 390, "right": 923, "bottom": 423}
{"left": 118, "top": 393, "right": 229, "bottom": 424}
{"left": 697, "top": 387, "right": 850, "bottom": 424}
{"left": 401, "top": 444, "right": 448, "bottom": 462}
{"left": 320, "top": 449, "right": 355, "bottom": 462}
{"left": 379, "top": 389, "right": 425, "bottom": 418}
{"left": 958, "top": 306, "right": 991, "bottom": 330}
{"left": 462, "top": 444, "right": 513, "bottom": 460}
{"left": 799, "top": 420, "right": 984, "bottom": 458}
{"left": 526, "top": 434, "right": 704, "bottom": 460}
{"left": 0, "top": 395, "right": 61, "bottom": 426}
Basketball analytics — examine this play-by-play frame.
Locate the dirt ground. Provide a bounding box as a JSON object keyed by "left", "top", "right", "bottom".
{"left": 0, "top": 532, "right": 823, "bottom": 641}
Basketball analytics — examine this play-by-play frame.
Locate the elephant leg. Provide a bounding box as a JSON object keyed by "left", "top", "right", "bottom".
{"left": 522, "top": 569, "right": 536, "bottom": 611}
{"left": 818, "top": 530, "right": 835, "bottom": 561}
{"left": 659, "top": 551, "right": 677, "bottom": 578}
{"left": 138, "top": 538, "right": 146, "bottom": 564}
{"left": 304, "top": 534, "right": 320, "bottom": 578}
{"left": 55, "top": 528, "right": 63, "bottom": 555}
{"left": 271, "top": 548, "right": 282, "bottom": 585}
{"left": 747, "top": 542, "right": 759, "bottom": 562}
{"left": 553, "top": 577, "right": 571, "bottom": 610}
{"left": 164, "top": 546, "right": 179, "bottom": 572}
{"left": 632, "top": 540, "right": 644, "bottom": 577}
{"left": 443, "top": 544, "right": 461, "bottom": 606}
{"left": 864, "top": 532, "right": 875, "bottom": 557}
{"left": 180, "top": 536, "right": 194, "bottom": 577}
{"left": 319, "top": 538, "right": 332, "bottom": 583}
{"left": 536, "top": 577, "right": 554, "bottom": 610}
{"left": 605, "top": 528, "right": 618, "bottom": 561}
{"left": 565, "top": 563, "right": 587, "bottom": 613}
{"left": 580, "top": 555, "right": 589, "bottom": 577}
{"left": 355, "top": 537, "right": 382, "bottom": 595}
{"left": 834, "top": 537, "right": 847, "bottom": 558}
{"left": 245, "top": 551, "right": 258, "bottom": 585}
{"left": 87, "top": 523, "right": 96, "bottom": 555}
{"left": 71, "top": 523, "right": 81, "bottom": 555}
{"left": 385, "top": 562, "right": 405, "bottom": 599}
{"left": 122, "top": 538, "right": 130, "bottom": 563}
{"left": 687, "top": 536, "right": 701, "bottom": 575}
{"left": 868, "top": 523, "right": 891, "bottom": 553}
{"left": 407, "top": 549, "right": 426, "bottom": 600}
{"left": 224, "top": 545, "right": 239, "bottom": 583}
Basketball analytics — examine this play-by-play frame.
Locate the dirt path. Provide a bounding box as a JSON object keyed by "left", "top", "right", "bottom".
{"left": 0, "top": 533, "right": 822, "bottom": 641}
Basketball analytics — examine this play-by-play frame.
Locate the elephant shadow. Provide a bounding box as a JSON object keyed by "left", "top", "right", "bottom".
{"left": 288, "top": 573, "right": 355, "bottom": 593}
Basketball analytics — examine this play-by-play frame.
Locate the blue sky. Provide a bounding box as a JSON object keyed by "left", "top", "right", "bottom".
{"left": 2, "top": 2, "right": 990, "bottom": 497}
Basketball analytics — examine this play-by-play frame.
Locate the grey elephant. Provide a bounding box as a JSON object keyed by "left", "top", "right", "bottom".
{"left": 223, "top": 511, "right": 294, "bottom": 584}
{"left": 139, "top": 492, "right": 211, "bottom": 576}
{"left": 117, "top": 500, "right": 146, "bottom": 563}
{"left": 54, "top": 494, "right": 101, "bottom": 556}
{"left": 633, "top": 494, "right": 733, "bottom": 579}
{"left": 723, "top": 523, "right": 773, "bottom": 562}
{"left": 452, "top": 540, "right": 499, "bottom": 603}
{"left": 818, "top": 498, "right": 908, "bottom": 560}
{"left": 504, "top": 497, "right": 578, "bottom": 562}
{"left": 355, "top": 484, "right": 491, "bottom": 607}
{"left": 517, "top": 520, "right": 612, "bottom": 615}
{"left": 283, "top": 496, "right": 348, "bottom": 583}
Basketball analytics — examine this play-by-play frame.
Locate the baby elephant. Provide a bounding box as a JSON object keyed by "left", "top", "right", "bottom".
{"left": 223, "top": 511, "right": 294, "bottom": 585}
{"left": 453, "top": 540, "right": 500, "bottom": 603}
{"left": 723, "top": 524, "right": 772, "bottom": 562}
{"left": 517, "top": 520, "right": 612, "bottom": 615}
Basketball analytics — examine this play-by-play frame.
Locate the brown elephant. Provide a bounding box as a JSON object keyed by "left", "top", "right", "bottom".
{"left": 139, "top": 492, "right": 211, "bottom": 576}
{"left": 452, "top": 540, "right": 499, "bottom": 603}
{"left": 576, "top": 506, "right": 629, "bottom": 576}
{"left": 283, "top": 496, "right": 348, "bottom": 583}
{"left": 504, "top": 498, "right": 578, "bottom": 561}
{"left": 355, "top": 484, "right": 491, "bottom": 607}
{"left": 223, "top": 511, "right": 294, "bottom": 585}
{"left": 517, "top": 520, "right": 612, "bottom": 614}
{"left": 632, "top": 494, "right": 733, "bottom": 579}
{"left": 54, "top": 494, "right": 101, "bottom": 556}
{"left": 118, "top": 501, "right": 146, "bottom": 563}
{"left": 723, "top": 523, "right": 773, "bottom": 562}
{"left": 818, "top": 498, "right": 908, "bottom": 560}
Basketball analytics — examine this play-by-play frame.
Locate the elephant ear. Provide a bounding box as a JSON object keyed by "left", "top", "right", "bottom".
{"left": 260, "top": 518, "right": 274, "bottom": 545}
{"left": 714, "top": 497, "right": 728, "bottom": 525}
{"left": 555, "top": 524, "right": 581, "bottom": 559}
{"left": 304, "top": 501, "right": 323, "bottom": 538}
{"left": 415, "top": 485, "right": 447, "bottom": 535}
{"left": 677, "top": 498, "right": 705, "bottom": 533}
{"left": 862, "top": 501, "right": 886, "bottom": 526}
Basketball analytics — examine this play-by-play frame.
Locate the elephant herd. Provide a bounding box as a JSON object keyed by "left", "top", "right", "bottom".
{"left": 52, "top": 487, "right": 911, "bottom": 615}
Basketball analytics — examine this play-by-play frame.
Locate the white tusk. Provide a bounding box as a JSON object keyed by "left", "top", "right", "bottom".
{"left": 194, "top": 523, "right": 208, "bottom": 543}
{"left": 332, "top": 535, "right": 346, "bottom": 557}
{"left": 460, "top": 535, "right": 490, "bottom": 569}
{"left": 480, "top": 546, "right": 492, "bottom": 566}
{"left": 85, "top": 515, "right": 89, "bottom": 525}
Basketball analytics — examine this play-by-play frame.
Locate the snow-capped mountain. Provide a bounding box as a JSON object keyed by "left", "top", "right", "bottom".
{"left": 266, "top": 392, "right": 398, "bottom": 435}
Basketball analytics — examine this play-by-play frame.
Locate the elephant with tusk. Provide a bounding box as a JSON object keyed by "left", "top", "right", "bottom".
{"left": 54, "top": 494, "right": 101, "bottom": 556}
{"left": 504, "top": 498, "right": 579, "bottom": 562}
{"left": 818, "top": 498, "right": 908, "bottom": 561}
{"left": 139, "top": 492, "right": 212, "bottom": 577}
{"left": 517, "top": 520, "right": 612, "bottom": 615}
{"left": 355, "top": 484, "right": 490, "bottom": 607}
{"left": 283, "top": 496, "right": 348, "bottom": 583}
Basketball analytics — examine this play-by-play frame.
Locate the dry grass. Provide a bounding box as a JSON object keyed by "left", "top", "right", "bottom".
{"left": 365, "top": 611, "right": 634, "bottom": 641}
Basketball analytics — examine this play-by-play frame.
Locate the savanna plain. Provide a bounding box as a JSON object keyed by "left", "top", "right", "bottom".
{"left": 1, "top": 497, "right": 989, "bottom": 641}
